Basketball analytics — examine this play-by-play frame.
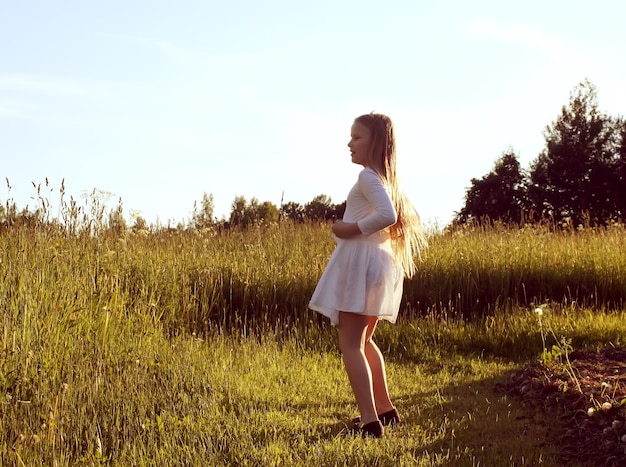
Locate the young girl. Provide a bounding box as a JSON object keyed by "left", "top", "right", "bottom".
{"left": 309, "top": 112, "right": 427, "bottom": 438}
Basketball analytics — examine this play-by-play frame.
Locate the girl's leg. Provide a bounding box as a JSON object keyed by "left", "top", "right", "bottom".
{"left": 337, "top": 312, "right": 378, "bottom": 425}
{"left": 364, "top": 320, "right": 395, "bottom": 414}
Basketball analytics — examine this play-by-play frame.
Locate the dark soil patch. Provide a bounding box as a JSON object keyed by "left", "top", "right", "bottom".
{"left": 496, "top": 347, "right": 626, "bottom": 467}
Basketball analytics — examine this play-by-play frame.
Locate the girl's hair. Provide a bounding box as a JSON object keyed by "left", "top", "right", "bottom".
{"left": 354, "top": 112, "right": 428, "bottom": 278}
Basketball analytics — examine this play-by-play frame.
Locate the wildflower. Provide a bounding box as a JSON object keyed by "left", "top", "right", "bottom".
{"left": 13, "top": 433, "right": 25, "bottom": 447}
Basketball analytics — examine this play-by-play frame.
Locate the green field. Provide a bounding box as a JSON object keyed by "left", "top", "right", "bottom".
{"left": 1, "top": 220, "right": 625, "bottom": 466}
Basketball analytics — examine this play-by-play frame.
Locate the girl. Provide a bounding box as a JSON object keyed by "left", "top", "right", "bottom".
{"left": 309, "top": 112, "right": 427, "bottom": 438}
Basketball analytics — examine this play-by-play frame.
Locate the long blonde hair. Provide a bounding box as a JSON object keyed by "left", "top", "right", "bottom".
{"left": 354, "top": 112, "right": 428, "bottom": 278}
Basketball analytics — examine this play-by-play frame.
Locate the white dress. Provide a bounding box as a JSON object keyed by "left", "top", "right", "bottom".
{"left": 309, "top": 168, "right": 404, "bottom": 325}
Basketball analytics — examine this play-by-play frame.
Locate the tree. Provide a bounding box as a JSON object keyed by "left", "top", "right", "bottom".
{"left": 280, "top": 201, "right": 304, "bottom": 222}
{"left": 329, "top": 200, "right": 346, "bottom": 220}
{"left": 228, "top": 196, "right": 280, "bottom": 228}
{"left": 612, "top": 118, "right": 626, "bottom": 219}
{"left": 107, "top": 197, "right": 127, "bottom": 234}
{"left": 455, "top": 150, "right": 527, "bottom": 224}
{"left": 229, "top": 195, "right": 247, "bottom": 228}
{"left": 255, "top": 200, "right": 280, "bottom": 225}
{"left": 304, "top": 194, "right": 333, "bottom": 220}
{"left": 528, "top": 80, "right": 620, "bottom": 225}
{"left": 191, "top": 192, "right": 215, "bottom": 229}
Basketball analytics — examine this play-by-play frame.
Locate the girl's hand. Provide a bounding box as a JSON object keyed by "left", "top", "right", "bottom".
{"left": 332, "top": 220, "right": 362, "bottom": 238}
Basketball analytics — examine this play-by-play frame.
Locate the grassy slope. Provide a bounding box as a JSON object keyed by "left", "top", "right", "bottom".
{"left": 2, "top": 222, "right": 625, "bottom": 465}
{"left": 6, "top": 307, "right": 624, "bottom": 466}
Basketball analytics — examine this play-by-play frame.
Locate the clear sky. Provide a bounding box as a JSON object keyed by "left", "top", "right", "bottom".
{"left": 2, "top": 0, "right": 625, "bottom": 228}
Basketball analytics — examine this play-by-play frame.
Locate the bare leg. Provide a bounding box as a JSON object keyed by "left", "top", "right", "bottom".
{"left": 338, "top": 312, "right": 378, "bottom": 425}
{"left": 364, "top": 320, "right": 395, "bottom": 414}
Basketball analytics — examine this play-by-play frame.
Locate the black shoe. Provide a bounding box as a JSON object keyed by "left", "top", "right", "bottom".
{"left": 360, "top": 420, "right": 384, "bottom": 438}
{"left": 352, "top": 408, "right": 401, "bottom": 428}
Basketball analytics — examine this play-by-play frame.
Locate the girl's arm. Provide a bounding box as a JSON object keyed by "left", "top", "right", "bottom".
{"left": 356, "top": 169, "right": 397, "bottom": 235}
{"left": 333, "top": 169, "right": 397, "bottom": 239}
{"left": 332, "top": 219, "right": 362, "bottom": 238}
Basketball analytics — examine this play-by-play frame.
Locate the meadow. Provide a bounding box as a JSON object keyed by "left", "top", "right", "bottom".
{"left": 1, "top": 215, "right": 625, "bottom": 466}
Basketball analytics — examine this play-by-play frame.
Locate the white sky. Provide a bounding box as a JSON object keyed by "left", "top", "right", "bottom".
{"left": 2, "top": 0, "right": 625, "bottom": 228}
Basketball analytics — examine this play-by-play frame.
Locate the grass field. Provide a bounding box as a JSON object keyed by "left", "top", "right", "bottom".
{"left": 1, "top": 217, "right": 625, "bottom": 465}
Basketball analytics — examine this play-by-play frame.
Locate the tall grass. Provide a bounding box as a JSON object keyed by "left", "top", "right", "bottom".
{"left": 3, "top": 217, "right": 623, "bottom": 336}
{"left": 1, "top": 209, "right": 625, "bottom": 464}
{"left": 0, "top": 221, "right": 329, "bottom": 336}
{"left": 405, "top": 222, "right": 626, "bottom": 319}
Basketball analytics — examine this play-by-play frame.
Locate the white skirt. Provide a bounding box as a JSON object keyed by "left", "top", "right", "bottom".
{"left": 309, "top": 235, "right": 403, "bottom": 326}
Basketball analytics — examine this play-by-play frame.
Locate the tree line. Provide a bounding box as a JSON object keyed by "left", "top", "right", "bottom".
{"left": 454, "top": 79, "right": 626, "bottom": 227}
{"left": 190, "top": 193, "right": 346, "bottom": 230}
{"left": 0, "top": 183, "right": 346, "bottom": 234}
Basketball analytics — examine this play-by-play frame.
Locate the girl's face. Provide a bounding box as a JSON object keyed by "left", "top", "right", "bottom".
{"left": 348, "top": 121, "right": 372, "bottom": 167}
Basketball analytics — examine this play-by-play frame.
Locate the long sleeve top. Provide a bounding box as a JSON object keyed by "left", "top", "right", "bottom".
{"left": 343, "top": 168, "right": 397, "bottom": 237}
